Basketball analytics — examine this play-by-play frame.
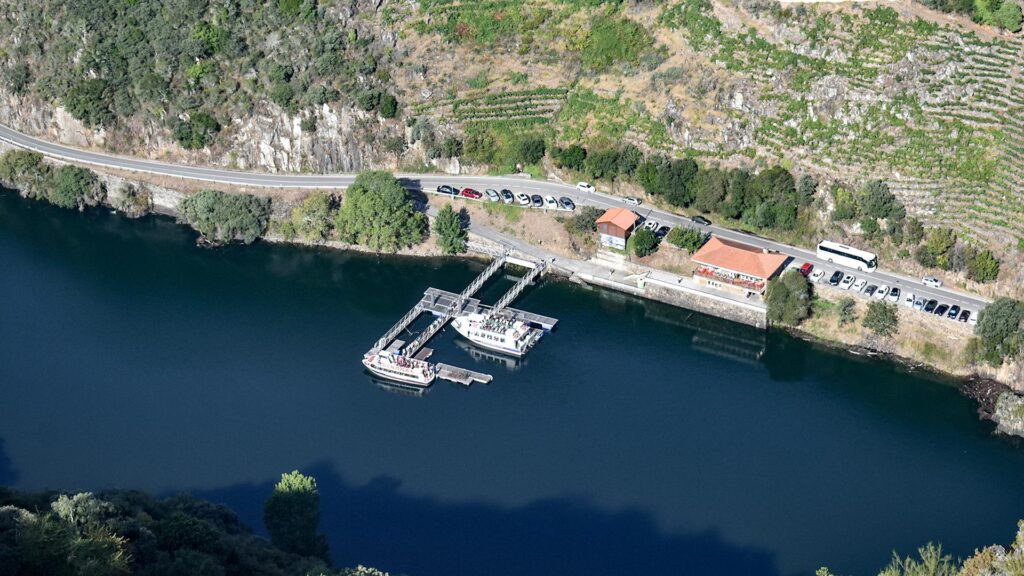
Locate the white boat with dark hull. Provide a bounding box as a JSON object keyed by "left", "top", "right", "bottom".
{"left": 451, "top": 312, "right": 542, "bottom": 357}
{"left": 362, "top": 351, "right": 435, "bottom": 386}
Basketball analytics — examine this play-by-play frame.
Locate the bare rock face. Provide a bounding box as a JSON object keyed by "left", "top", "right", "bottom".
{"left": 993, "top": 392, "right": 1024, "bottom": 438}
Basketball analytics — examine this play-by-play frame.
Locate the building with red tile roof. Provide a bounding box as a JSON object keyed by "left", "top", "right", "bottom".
{"left": 596, "top": 208, "right": 639, "bottom": 250}
{"left": 691, "top": 236, "right": 788, "bottom": 295}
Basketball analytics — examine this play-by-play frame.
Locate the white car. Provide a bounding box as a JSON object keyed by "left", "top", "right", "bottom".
{"left": 913, "top": 297, "right": 925, "bottom": 310}
{"left": 810, "top": 269, "right": 825, "bottom": 283}
{"left": 515, "top": 192, "right": 531, "bottom": 206}
{"left": 544, "top": 195, "right": 559, "bottom": 209}
{"left": 874, "top": 285, "right": 889, "bottom": 300}
{"left": 840, "top": 274, "right": 856, "bottom": 290}
{"left": 485, "top": 189, "right": 500, "bottom": 202}
{"left": 922, "top": 276, "right": 943, "bottom": 288}
{"left": 624, "top": 196, "right": 642, "bottom": 206}
{"left": 576, "top": 182, "right": 596, "bottom": 194}
{"left": 643, "top": 220, "right": 660, "bottom": 232}
{"left": 903, "top": 292, "right": 915, "bottom": 307}
{"left": 886, "top": 287, "right": 901, "bottom": 303}
{"left": 968, "top": 314, "right": 978, "bottom": 326}
{"left": 852, "top": 279, "right": 867, "bottom": 292}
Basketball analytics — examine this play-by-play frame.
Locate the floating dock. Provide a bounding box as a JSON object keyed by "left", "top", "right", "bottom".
{"left": 363, "top": 244, "right": 557, "bottom": 387}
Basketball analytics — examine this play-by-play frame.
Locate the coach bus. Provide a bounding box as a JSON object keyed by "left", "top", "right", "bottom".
{"left": 816, "top": 240, "right": 877, "bottom": 272}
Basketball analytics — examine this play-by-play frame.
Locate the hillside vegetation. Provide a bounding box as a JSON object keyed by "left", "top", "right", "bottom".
{"left": 0, "top": 0, "right": 1023, "bottom": 290}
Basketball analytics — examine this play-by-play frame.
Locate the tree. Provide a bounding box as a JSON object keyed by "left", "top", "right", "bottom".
{"left": 837, "top": 297, "right": 857, "bottom": 326}
{"left": 64, "top": 79, "right": 115, "bottom": 127}
{"left": 926, "top": 227, "right": 957, "bottom": 269}
{"left": 618, "top": 144, "right": 643, "bottom": 176}
{"left": 859, "top": 179, "right": 903, "bottom": 220}
{"left": 433, "top": 204, "right": 467, "bottom": 254}
{"left": 666, "top": 226, "right": 706, "bottom": 253}
{"left": 863, "top": 301, "right": 899, "bottom": 337}
{"left": 766, "top": 270, "right": 813, "bottom": 326}
{"left": 584, "top": 149, "right": 621, "bottom": 180}
{"left": 994, "top": 0, "right": 1023, "bottom": 31}
{"left": 692, "top": 168, "right": 727, "bottom": 214}
{"left": 515, "top": 138, "right": 546, "bottom": 166}
{"left": 657, "top": 158, "right": 698, "bottom": 207}
{"left": 972, "top": 297, "right": 1024, "bottom": 365}
{"left": 174, "top": 112, "right": 220, "bottom": 150}
{"left": 564, "top": 206, "right": 603, "bottom": 235}
{"left": 263, "top": 471, "right": 329, "bottom": 561}
{"left": 905, "top": 218, "right": 925, "bottom": 245}
{"left": 179, "top": 190, "right": 271, "bottom": 244}
{"left": 832, "top": 184, "right": 858, "bottom": 221}
{"left": 440, "top": 136, "right": 463, "bottom": 158}
{"left": 50, "top": 165, "right": 105, "bottom": 210}
{"left": 632, "top": 227, "right": 658, "bottom": 257}
{"left": 334, "top": 171, "right": 426, "bottom": 252}
{"left": 879, "top": 543, "right": 958, "bottom": 576}
{"left": 796, "top": 174, "right": 817, "bottom": 206}
{"left": 967, "top": 249, "right": 1000, "bottom": 283}
{"left": 557, "top": 145, "right": 587, "bottom": 170}
{"left": 284, "top": 191, "right": 335, "bottom": 242}
{"left": 860, "top": 216, "right": 880, "bottom": 239}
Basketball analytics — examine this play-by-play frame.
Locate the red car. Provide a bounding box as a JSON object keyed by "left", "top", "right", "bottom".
{"left": 799, "top": 262, "right": 813, "bottom": 277}
{"left": 460, "top": 188, "right": 482, "bottom": 199}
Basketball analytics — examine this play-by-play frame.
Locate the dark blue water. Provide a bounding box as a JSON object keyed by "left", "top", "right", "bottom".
{"left": 1, "top": 192, "right": 1022, "bottom": 575}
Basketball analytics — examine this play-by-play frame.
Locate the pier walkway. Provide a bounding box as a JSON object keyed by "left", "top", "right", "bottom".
{"left": 364, "top": 243, "right": 556, "bottom": 387}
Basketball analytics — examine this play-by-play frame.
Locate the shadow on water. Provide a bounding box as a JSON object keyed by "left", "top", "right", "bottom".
{"left": 190, "top": 463, "right": 779, "bottom": 576}
{"left": 0, "top": 438, "right": 17, "bottom": 486}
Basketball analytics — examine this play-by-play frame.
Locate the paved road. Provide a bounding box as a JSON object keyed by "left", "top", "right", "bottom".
{"left": 0, "top": 123, "right": 989, "bottom": 315}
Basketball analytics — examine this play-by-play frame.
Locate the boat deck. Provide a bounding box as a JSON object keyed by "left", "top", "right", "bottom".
{"left": 436, "top": 363, "right": 494, "bottom": 386}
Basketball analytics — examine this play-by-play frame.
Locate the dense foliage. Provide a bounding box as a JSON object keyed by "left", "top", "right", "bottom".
{"left": 433, "top": 204, "right": 467, "bottom": 255}
{"left": 0, "top": 0, "right": 399, "bottom": 145}
{"left": 555, "top": 143, "right": 807, "bottom": 233}
{"left": 563, "top": 206, "right": 603, "bottom": 236}
{"left": 920, "top": 0, "right": 1023, "bottom": 31}
{"left": 263, "top": 470, "right": 329, "bottom": 561}
{"left": 970, "top": 297, "right": 1024, "bottom": 365}
{"left": 0, "top": 485, "right": 350, "bottom": 576}
{"left": 179, "top": 189, "right": 271, "bottom": 244}
{"left": 666, "top": 226, "right": 707, "bottom": 253}
{"left": 863, "top": 301, "right": 899, "bottom": 337}
{"left": 334, "top": 171, "right": 426, "bottom": 252}
{"left": 278, "top": 191, "right": 336, "bottom": 243}
{"left": 766, "top": 270, "right": 812, "bottom": 325}
{"left": 631, "top": 227, "right": 657, "bottom": 257}
{"left": 0, "top": 150, "right": 106, "bottom": 210}
{"left": 912, "top": 226, "right": 1000, "bottom": 283}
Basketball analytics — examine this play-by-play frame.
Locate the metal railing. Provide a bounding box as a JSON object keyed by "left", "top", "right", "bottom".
{"left": 492, "top": 261, "right": 546, "bottom": 312}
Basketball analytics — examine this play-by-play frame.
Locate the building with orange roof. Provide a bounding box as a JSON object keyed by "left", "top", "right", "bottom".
{"left": 691, "top": 236, "right": 788, "bottom": 295}
{"left": 596, "top": 208, "right": 639, "bottom": 250}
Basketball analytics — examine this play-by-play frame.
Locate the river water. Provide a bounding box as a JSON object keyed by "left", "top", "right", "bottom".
{"left": 1, "top": 191, "right": 1023, "bottom": 575}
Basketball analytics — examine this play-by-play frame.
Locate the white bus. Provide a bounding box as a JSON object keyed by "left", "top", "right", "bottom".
{"left": 816, "top": 240, "right": 877, "bottom": 272}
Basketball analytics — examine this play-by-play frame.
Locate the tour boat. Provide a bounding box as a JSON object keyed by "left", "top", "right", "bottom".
{"left": 362, "top": 351, "right": 435, "bottom": 386}
{"left": 451, "top": 312, "right": 542, "bottom": 357}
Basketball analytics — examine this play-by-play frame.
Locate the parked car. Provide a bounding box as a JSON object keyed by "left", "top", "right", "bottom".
{"left": 903, "top": 292, "right": 915, "bottom": 307}
{"left": 874, "top": 285, "right": 889, "bottom": 300}
{"left": 436, "top": 185, "right": 457, "bottom": 195}
{"left": 643, "top": 220, "right": 660, "bottom": 232}
{"left": 914, "top": 297, "right": 926, "bottom": 310}
{"left": 799, "top": 262, "right": 813, "bottom": 277}
{"left": 576, "top": 182, "right": 596, "bottom": 194}
{"left": 515, "top": 192, "right": 531, "bottom": 206}
{"left": 558, "top": 197, "right": 575, "bottom": 211}
{"left": 530, "top": 194, "right": 543, "bottom": 207}
{"left": 947, "top": 305, "right": 961, "bottom": 319}
{"left": 460, "top": 188, "right": 482, "bottom": 199}
{"left": 887, "top": 287, "right": 901, "bottom": 303}
{"left": 656, "top": 226, "right": 671, "bottom": 239}
{"left": 500, "top": 189, "right": 514, "bottom": 204}
{"left": 852, "top": 279, "right": 867, "bottom": 292}
{"left": 485, "top": 189, "right": 500, "bottom": 202}
{"left": 958, "top": 310, "right": 970, "bottom": 323}
{"left": 691, "top": 215, "right": 712, "bottom": 226}
{"left": 864, "top": 285, "right": 877, "bottom": 297}
{"left": 924, "top": 299, "right": 938, "bottom": 313}
{"left": 810, "top": 269, "right": 826, "bottom": 283}
{"left": 828, "top": 271, "right": 844, "bottom": 286}
{"left": 544, "top": 195, "right": 559, "bottom": 210}
{"left": 922, "top": 276, "right": 943, "bottom": 288}
{"left": 840, "top": 274, "right": 856, "bottom": 290}
{"left": 623, "top": 196, "right": 642, "bottom": 206}
{"left": 968, "top": 313, "right": 978, "bottom": 326}
{"left": 935, "top": 304, "right": 950, "bottom": 316}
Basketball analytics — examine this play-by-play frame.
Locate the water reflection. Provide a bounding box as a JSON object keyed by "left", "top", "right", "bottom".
{"left": 369, "top": 376, "right": 432, "bottom": 398}
{"left": 454, "top": 338, "right": 525, "bottom": 371}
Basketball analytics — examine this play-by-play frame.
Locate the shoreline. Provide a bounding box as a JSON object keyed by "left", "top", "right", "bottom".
{"left": 4, "top": 179, "right": 1023, "bottom": 438}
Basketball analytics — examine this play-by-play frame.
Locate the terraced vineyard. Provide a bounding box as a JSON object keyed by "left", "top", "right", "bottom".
{"left": 414, "top": 88, "right": 569, "bottom": 126}
{"left": 656, "top": 0, "right": 1024, "bottom": 246}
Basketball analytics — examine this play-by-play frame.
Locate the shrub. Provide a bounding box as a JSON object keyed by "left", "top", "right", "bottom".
{"left": 64, "top": 79, "right": 115, "bottom": 127}
{"left": 967, "top": 249, "right": 1000, "bottom": 283}
{"left": 49, "top": 165, "right": 105, "bottom": 210}
{"left": 581, "top": 15, "right": 654, "bottom": 70}
{"left": 433, "top": 204, "right": 467, "bottom": 254}
{"left": 632, "top": 227, "right": 658, "bottom": 257}
{"left": 972, "top": 297, "right": 1024, "bottom": 365}
{"left": 174, "top": 112, "right": 220, "bottom": 150}
{"left": 556, "top": 145, "right": 587, "bottom": 170}
{"left": 666, "top": 226, "right": 706, "bottom": 253}
{"left": 837, "top": 297, "right": 857, "bottom": 325}
{"left": 179, "top": 189, "right": 271, "bottom": 244}
{"left": 564, "top": 206, "right": 603, "bottom": 235}
{"left": 863, "top": 301, "right": 899, "bottom": 337}
{"left": 766, "top": 270, "right": 813, "bottom": 326}
{"left": 379, "top": 93, "right": 398, "bottom": 119}
{"left": 515, "top": 138, "right": 546, "bottom": 165}
{"left": 263, "top": 470, "right": 329, "bottom": 561}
